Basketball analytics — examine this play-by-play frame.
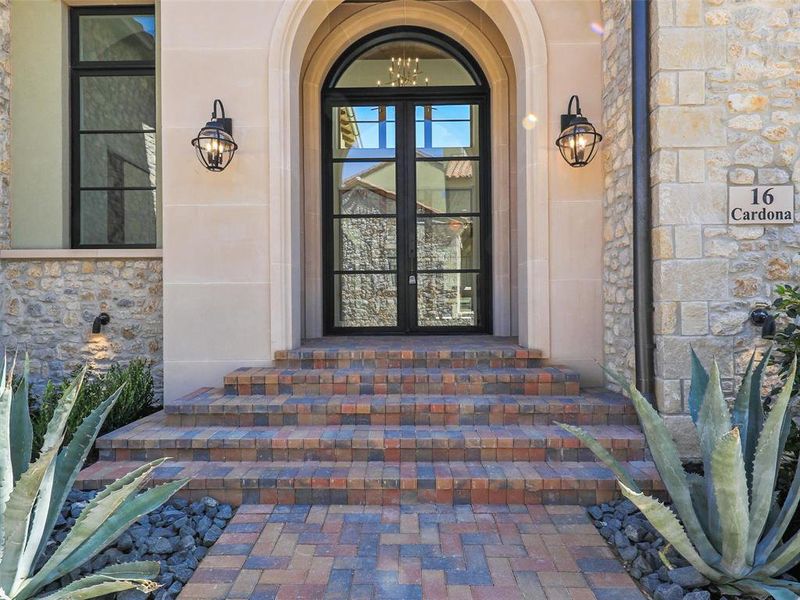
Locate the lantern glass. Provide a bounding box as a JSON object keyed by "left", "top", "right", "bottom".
{"left": 192, "top": 126, "right": 237, "bottom": 172}
{"left": 556, "top": 120, "right": 602, "bottom": 168}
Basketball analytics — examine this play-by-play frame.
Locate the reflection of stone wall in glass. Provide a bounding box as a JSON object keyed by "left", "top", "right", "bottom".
{"left": 335, "top": 181, "right": 474, "bottom": 327}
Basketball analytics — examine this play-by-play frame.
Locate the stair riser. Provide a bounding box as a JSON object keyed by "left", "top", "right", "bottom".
{"left": 164, "top": 412, "right": 640, "bottom": 427}
{"left": 77, "top": 477, "right": 659, "bottom": 507}
{"left": 224, "top": 381, "right": 581, "bottom": 396}
{"left": 274, "top": 358, "right": 543, "bottom": 369}
{"left": 101, "top": 447, "right": 645, "bottom": 463}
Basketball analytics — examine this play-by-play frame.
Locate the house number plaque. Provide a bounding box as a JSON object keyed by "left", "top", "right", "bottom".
{"left": 728, "top": 185, "right": 794, "bottom": 225}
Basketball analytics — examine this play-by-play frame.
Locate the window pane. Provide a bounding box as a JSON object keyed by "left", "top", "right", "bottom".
{"left": 334, "top": 161, "right": 396, "bottom": 215}
{"left": 335, "top": 40, "right": 476, "bottom": 88}
{"left": 417, "top": 272, "right": 478, "bottom": 327}
{"left": 333, "top": 106, "right": 395, "bottom": 159}
{"left": 80, "top": 132, "right": 156, "bottom": 188}
{"left": 79, "top": 190, "right": 156, "bottom": 246}
{"left": 334, "top": 218, "right": 397, "bottom": 272}
{"left": 416, "top": 160, "right": 479, "bottom": 213}
{"left": 417, "top": 217, "right": 479, "bottom": 270}
{"left": 334, "top": 274, "right": 397, "bottom": 328}
{"left": 79, "top": 14, "right": 155, "bottom": 62}
{"left": 80, "top": 76, "right": 156, "bottom": 130}
{"left": 416, "top": 104, "right": 479, "bottom": 156}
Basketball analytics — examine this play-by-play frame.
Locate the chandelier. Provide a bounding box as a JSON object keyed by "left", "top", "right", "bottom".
{"left": 377, "top": 56, "right": 429, "bottom": 87}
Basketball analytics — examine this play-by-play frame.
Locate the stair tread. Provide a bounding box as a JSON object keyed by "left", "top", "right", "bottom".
{"left": 80, "top": 459, "right": 659, "bottom": 483}
{"left": 98, "top": 412, "right": 643, "bottom": 447}
{"left": 282, "top": 335, "right": 541, "bottom": 354}
{"left": 168, "top": 389, "right": 630, "bottom": 410}
{"left": 227, "top": 366, "right": 577, "bottom": 377}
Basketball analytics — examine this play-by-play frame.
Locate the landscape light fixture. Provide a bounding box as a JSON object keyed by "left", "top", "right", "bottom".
{"left": 92, "top": 312, "right": 110, "bottom": 334}
{"left": 191, "top": 99, "right": 238, "bottom": 172}
{"left": 555, "top": 95, "right": 603, "bottom": 167}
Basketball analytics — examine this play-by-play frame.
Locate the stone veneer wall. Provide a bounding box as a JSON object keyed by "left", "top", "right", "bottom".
{"left": 0, "top": 0, "right": 9, "bottom": 251}
{"left": 650, "top": 0, "right": 800, "bottom": 443}
{"left": 601, "top": 0, "right": 636, "bottom": 387}
{"left": 0, "top": 260, "right": 164, "bottom": 395}
{"left": 0, "top": 2, "right": 164, "bottom": 396}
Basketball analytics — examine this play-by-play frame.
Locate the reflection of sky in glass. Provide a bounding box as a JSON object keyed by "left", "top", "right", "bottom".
{"left": 340, "top": 160, "right": 383, "bottom": 180}
{"left": 133, "top": 16, "right": 156, "bottom": 37}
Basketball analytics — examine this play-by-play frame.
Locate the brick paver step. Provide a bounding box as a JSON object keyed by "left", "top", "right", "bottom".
{"left": 77, "top": 459, "right": 661, "bottom": 506}
{"left": 97, "top": 413, "right": 645, "bottom": 463}
{"left": 223, "top": 366, "right": 581, "bottom": 397}
{"left": 275, "top": 336, "right": 542, "bottom": 369}
{"left": 165, "top": 388, "right": 637, "bottom": 427}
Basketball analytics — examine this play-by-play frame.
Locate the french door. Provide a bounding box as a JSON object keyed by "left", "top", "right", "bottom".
{"left": 322, "top": 92, "right": 490, "bottom": 334}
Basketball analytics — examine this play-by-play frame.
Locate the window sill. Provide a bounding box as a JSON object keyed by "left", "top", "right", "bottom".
{"left": 0, "top": 249, "right": 163, "bottom": 260}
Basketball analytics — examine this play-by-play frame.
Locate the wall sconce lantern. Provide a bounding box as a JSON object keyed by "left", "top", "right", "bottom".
{"left": 555, "top": 95, "right": 603, "bottom": 168}
{"left": 191, "top": 99, "right": 238, "bottom": 172}
{"left": 92, "top": 312, "right": 110, "bottom": 334}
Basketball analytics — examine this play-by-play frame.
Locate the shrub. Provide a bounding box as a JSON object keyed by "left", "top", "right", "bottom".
{"left": 559, "top": 350, "right": 800, "bottom": 599}
{"left": 30, "top": 359, "right": 158, "bottom": 456}
{"left": 2, "top": 355, "right": 186, "bottom": 599}
{"left": 769, "top": 283, "right": 800, "bottom": 397}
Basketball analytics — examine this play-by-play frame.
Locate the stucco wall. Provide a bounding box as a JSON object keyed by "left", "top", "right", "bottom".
{"left": 601, "top": 0, "right": 636, "bottom": 386}
{"left": 650, "top": 0, "right": 800, "bottom": 436}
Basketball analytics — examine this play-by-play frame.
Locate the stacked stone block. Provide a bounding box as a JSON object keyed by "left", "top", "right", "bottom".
{"left": 649, "top": 0, "right": 800, "bottom": 447}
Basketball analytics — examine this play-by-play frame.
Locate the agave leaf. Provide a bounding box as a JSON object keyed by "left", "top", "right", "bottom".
{"left": 711, "top": 428, "right": 749, "bottom": 576}
{"left": 0, "top": 444, "right": 59, "bottom": 593}
{"left": 617, "top": 481, "right": 724, "bottom": 581}
{"left": 747, "top": 356, "right": 798, "bottom": 566}
{"left": 606, "top": 367, "right": 721, "bottom": 565}
{"left": 688, "top": 348, "right": 710, "bottom": 423}
{"left": 27, "top": 459, "right": 167, "bottom": 595}
{"left": 556, "top": 423, "right": 640, "bottom": 492}
{"left": 33, "top": 560, "right": 160, "bottom": 600}
{"left": 0, "top": 357, "right": 14, "bottom": 559}
{"left": 697, "top": 362, "right": 731, "bottom": 553}
{"left": 19, "top": 479, "right": 187, "bottom": 595}
{"left": 39, "top": 367, "right": 87, "bottom": 456}
{"left": 744, "top": 348, "right": 773, "bottom": 474}
{"left": 686, "top": 473, "right": 709, "bottom": 532}
{"left": 13, "top": 444, "right": 58, "bottom": 588}
{"left": 733, "top": 580, "right": 800, "bottom": 600}
{"left": 757, "top": 455, "right": 800, "bottom": 565}
{"left": 33, "top": 579, "right": 158, "bottom": 600}
{"left": 32, "top": 386, "right": 124, "bottom": 565}
{"left": 10, "top": 355, "right": 32, "bottom": 482}
{"left": 732, "top": 351, "right": 756, "bottom": 484}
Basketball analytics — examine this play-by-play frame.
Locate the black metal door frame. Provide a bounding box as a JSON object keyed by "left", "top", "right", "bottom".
{"left": 321, "top": 28, "right": 492, "bottom": 335}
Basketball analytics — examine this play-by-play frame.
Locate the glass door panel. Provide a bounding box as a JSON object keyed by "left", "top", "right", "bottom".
{"left": 330, "top": 104, "right": 400, "bottom": 330}
{"left": 413, "top": 103, "right": 482, "bottom": 330}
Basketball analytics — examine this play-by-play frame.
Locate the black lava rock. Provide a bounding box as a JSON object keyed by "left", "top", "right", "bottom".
{"left": 655, "top": 583, "right": 685, "bottom": 600}
{"left": 668, "top": 566, "right": 709, "bottom": 589}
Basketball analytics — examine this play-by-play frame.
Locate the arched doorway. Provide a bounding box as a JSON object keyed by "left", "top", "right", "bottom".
{"left": 321, "top": 27, "right": 491, "bottom": 334}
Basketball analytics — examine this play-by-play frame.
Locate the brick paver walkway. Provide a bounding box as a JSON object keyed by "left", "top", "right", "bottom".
{"left": 178, "top": 504, "right": 644, "bottom": 600}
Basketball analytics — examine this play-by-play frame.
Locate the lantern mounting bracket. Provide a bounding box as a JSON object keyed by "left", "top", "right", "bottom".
{"left": 560, "top": 94, "right": 588, "bottom": 131}
{"left": 210, "top": 99, "right": 233, "bottom": 135}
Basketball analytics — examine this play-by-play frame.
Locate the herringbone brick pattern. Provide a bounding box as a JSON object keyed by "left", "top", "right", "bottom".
{"left": 177, "top": 504, "right": 645, "bottom": 600}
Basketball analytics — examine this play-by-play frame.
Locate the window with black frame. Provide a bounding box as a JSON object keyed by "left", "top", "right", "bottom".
{"left": 70, "top": 6, "right": 157, "bottom": 248}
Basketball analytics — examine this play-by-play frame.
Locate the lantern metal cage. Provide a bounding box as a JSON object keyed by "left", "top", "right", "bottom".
{"left": 555, "top": 95, "right": 603, "bottom": 168}
{"left": 191, "top": 99, "right": 238, "bottom": 172}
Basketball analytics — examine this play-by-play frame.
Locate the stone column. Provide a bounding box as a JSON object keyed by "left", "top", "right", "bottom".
{"left": 649, "top": 0, "right": 800, "bottom": 450}
{"left": 0, "top": 0, "right": 10, "bottom": 250}
{"left": 601, "top": 0, "right": 636, "bottom": 386}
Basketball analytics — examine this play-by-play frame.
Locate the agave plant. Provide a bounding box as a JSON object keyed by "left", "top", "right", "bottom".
{"left": 0, "top": 356, "right": 188, "bottom": 599}
{"left": 559, "top": 350, "right": 800, "bottom": 599}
